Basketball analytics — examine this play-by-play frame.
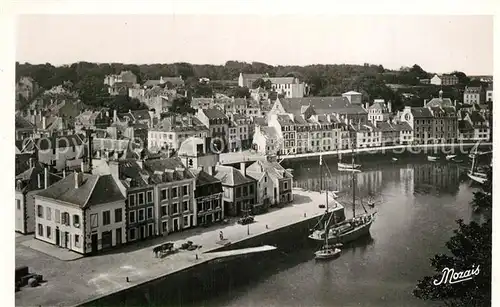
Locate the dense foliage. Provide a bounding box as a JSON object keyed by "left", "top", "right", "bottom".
{"left": 16, "top": 61, "right": 483, "bottom": 112}
{"left": 413, "top": 171, "right": 492, "bottom": 307}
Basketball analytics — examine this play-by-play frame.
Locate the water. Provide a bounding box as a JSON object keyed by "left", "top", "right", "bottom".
{"left": 202, "top": 157, "right": 484, "bottom": 307}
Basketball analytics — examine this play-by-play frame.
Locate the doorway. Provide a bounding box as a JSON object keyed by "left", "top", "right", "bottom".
{"left": 147, "top": 224, "right": 154, "bottom": 237}
{"left": 140, "top": 226, "right": 146, "bottom": 240}
{"left": 102, "top": 231, "right": 112, "bottom": 250}
{"left": 64, "top": 232, "right": 69, "bottom": 248}
{"left": 91, "top": 233, "right": 98, "bottom": 253}
{"left": 55, "top": 228, "right": 60, "bottom": 246}
{"left": 173, "top": 219, "right": 179, "bottom": 232}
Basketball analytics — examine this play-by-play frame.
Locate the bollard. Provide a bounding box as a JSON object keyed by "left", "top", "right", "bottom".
{"left": 196, "top": 254, "right": 198, "bottom": 260}
{"left": 304, "top": 213, "right": 306, "bottom": 218}
{"left": 126, "top": 277, "right": 129, "bottom": 282}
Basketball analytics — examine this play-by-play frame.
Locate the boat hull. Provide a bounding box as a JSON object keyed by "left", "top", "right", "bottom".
{"left": 427, "top": 156, "right": 438, "bottom": 161}
{"left": 468, "top": 172, "right": 488, "bottom": 184}
{"left": 309, "top": 217, "right": 374, "bottom": 244}
{"left": 338, "top": 163, "right": 361, "bottom": 170}
{"left": 315, "top": 248, "right": 341, "bottom": 260}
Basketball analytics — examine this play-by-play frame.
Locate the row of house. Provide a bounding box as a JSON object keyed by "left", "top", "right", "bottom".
{"left": 252, "top": 91, "right": 491, "bottom": 156}
{"left": 21, "top": 137, "right": 293, "bottom": 256}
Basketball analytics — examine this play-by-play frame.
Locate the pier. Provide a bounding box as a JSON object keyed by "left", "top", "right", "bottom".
{"left": 219, "top": 142, "right": 492, "bottom": 165}
{"left": 15, "top": 188, "right": 343, "bottom": 307}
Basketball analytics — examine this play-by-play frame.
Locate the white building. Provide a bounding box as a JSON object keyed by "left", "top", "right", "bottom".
{"left": 252, "top": 125, "right": 281, "bottom": 155}
{"left": 238, "top": 73, "right": 306, "bottom": 98}
{"left": 486, "top": 84, "right": 493, "bottom": 103}
{"left": 342, "top": 91, "right": 363, "bottom": 105}
{"left": 34, "top": 172, "right": 127, "bottom": 255}
{"left": 367, "top": 99, "right": 392, "bottom": 123}
{"left": 463, "top": 86, "right": 484, "bottom": 105}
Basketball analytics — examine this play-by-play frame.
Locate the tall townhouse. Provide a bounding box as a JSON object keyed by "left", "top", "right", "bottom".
{"left": 108, "top": 160, "right": 156, "bottom": 242}
{"left": 268, "top": 114, "right": 296, "bottom": 155}
{"left": 196, "top": 108, "right": 230, "bottom": 153}
{"left": 352, "top": 122, "right": 382, "bottom": 148}
{"left": 400, "top": 107, "right": 433, "bottom": 144}
{"left": 247, "top": 159, "right": 294, "bottom": 206}
{"left": 252, "top": 126, "right": 281, "bottom": 156}
{"left": 367, "top": 100, "right": 392, "bottom": 124}
{"left": 214, "top": 164, "right": 257, "bottom": 217}
{"left": 464, "top": 86, "right": 485, "bottom": 105}
{"left": 246, "top": 164, "right": 275, "bottom": 210}
{"left": 376, "top": 121, "right": 400, "bottom": 146}
{"left": 396, "top": 122, "right": 414, "bottom": 145}
{"left": 428, "top": 106, "right": 458, "bottom": 144}
{"left": 227, "top": 114, "right": 251, "bottom": 152}
{"left": 15, "top": 161, "right": 60, "bottom": 234}
{"left": 34, "top": 172, "right": 127, "bottom": 255}
{"left": 177, "top": 137, "right": 224, "bottom": 226}
{"left": 148, "top": 115, "right": 209, "bottom": 153}
{"left": 458, "top": 111, "right": 490, "bottom": 142}
{"left": 144, "top": 158, "right": 196, "bottom": 234}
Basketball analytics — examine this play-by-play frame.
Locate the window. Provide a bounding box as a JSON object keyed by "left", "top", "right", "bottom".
{"left": 129, "top": 228, "right": 136, "bottom": 240}
{"left": 183, "top": 201, "right": 189, "bottom": 212}
{"left": 46, "top": 226, "right": 51, "bottom": 239}
{"left": 75, "top": 235, "right": 80, "bottom": 247}
{"left": 172, "top": 187, "right": 178, "bottom": 198}
{"left": 161, "top": 205, "right": 168, "bottom": 217}
{"left": 264, "top": 176, "right": 267, "bottom": 183}
{"left": 16, "top": 199, "right": 20, "bottom": 210}
{"left": 161, "top": 188, "right": 168, "bottom": 200}
{"left": 37, "top": 224, "right": 43, "bottom": 237}
{"left": 147, "top": 191, "right": 153, "bottom": 203}
{"left": 138, "top": 193, "right": 145, "bottom": 205}
{"left": 103, "top": 211, "right": 111, "bottom": 225}
{"left": 115, "top": 208, "right": 122, "bottom": 223}
{"left": 147, "top": 207, "right": 153, "bottom": 219}
{"left": 249, "top": 184, "right": 254, "bottom": 194}
{"left": 138, "top": 209, "right": 145, "bottom": 221}
{"left": 243, "top": 186, "right": 248, "bottom": 196}
{"left": 183, "top": 185, "right": 188, "bottom": 196}
{"left": 46, "top": 207, "right": 52, "bottom": 221}
{"left": 73, "top": 215, "right": 80, "bottom": 228}
{"left": 128, "top": 194, "right": 136, "bottom": 207}
{"left": 183, "top": 216, "right": 189, "bottom": 228}
{"left": 284, "top": 181, "right": 289, "bottom": 190}
{"left": 236, "top": 187, "right": 241, "bottom": 198}
{"left": 90, "top": 213, "right": 98, "bottom": 228}
{"left": 37, "top": 205, "right": 43, "bottom": 218}
{"left": 55, "top": 209, "right": 60, "bottom": 223}
{"left": 129, "top": 211, "right": 136, "bottom": 224}
{"left": 61, "top": 212, "right": 70, "bottom": 226}
{"left": 172, "top": 203, "right": 179, "bottom": 214}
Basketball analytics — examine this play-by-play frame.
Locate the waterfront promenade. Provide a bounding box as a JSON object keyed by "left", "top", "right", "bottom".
{"left": 219, "top": 142, "right": 491, "bottom": 165}
{"left": 15, "top": 188, "right": 340, "bottom": 307}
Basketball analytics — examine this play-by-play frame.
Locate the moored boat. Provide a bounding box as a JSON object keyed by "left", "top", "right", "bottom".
{"left": 427, "top": 156, "right": 438, "bottom": 161}
{"left": 445, "top": 155, "right": 456, "bottom": 160}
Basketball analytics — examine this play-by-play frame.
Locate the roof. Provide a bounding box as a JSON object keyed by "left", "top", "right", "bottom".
{"left": 263, "top": 77, "right": 295, "bottom": 84}
{"left": 279, "top": 97, "right": 367, "bottom": 115}
{"left": 36, "top": 173, "right": 125, "bottom": 208}
{"left": 410, "top": 107, "right": 433, "bottom": 118}
{"left": 241, "top": 73, "right": 267, "bottom": 80}
{"left": 458, "top": 120, "right": 474, "bottom": 132}
{"left": 342, "top": 91, "right": 362, "bottom": 95}
{"left": 253, "top": 117, "right": 267, "bottom": 126}
{"left": 191, "top": 169, "right": 221, "bottom": 186}
{"left": 116, "top": 160, "right": 152, "bottom": 188}
{"left": 214, "top": 165, "right": 254, "bottom": 186}
{"left": 37, "top": 134, "right": 85, "bottom": 151}
{"left": 396, "top": 122, "right": 413, "bottom": 131}
{"left": 143, "top": 158, "right": 194, "bottom": 183}
{"left": 247, "top": 160, "right": 292, "bottom": 180}
{"left": 376, "top": 121, "right": 396, "bottom": 132}
{"left": 426, "top": 98, "right": 454, "bottom": 108}
{"left": 202, "top": 108, "right": 228, "bottom": 120}
{"left": 368, "top": 101, "right": 387, "bottom": 111}
{"left": 469, "top": 111, "right": 485, "bottom": 123}
{"left": 276, "top": 114, "right": 294, "bottom": 125}
{"left": 129, "top": 109, "right": 152, "bottom": 121}
{"left": 260, "top": 126, "right": 279, "bottom": 139}
{"left": 15, "top": 116, "right": 35, "bottom": 129}
{"left": 465, "top": 86, "right": 482, "bottom": 93}
{"left": 143, "top": 80, "right": 162, "bottom": 87}
{"left": 153, "top": 116, "right": 208, "bottom": 132}
{"left": 191, "top": 98, "right": 215, "bottom": 108}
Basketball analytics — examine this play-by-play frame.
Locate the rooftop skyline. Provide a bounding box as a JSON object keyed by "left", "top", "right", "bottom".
{"left": 16, "top": 15, "right": 493, "bottom": 75}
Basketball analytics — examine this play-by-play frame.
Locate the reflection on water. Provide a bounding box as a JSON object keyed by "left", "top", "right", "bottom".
{"left": 204, "top": 159, "right": 484, "bottom": 307}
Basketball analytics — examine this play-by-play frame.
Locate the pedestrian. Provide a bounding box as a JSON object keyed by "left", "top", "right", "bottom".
{"left": 196, "top": 254, "right": 198, "bottom": 260}
{"left": 126, "top": 277, "right": 129, "bottom": 282}
{"left": 266, "top": 224, "right": 269, "bottom": 229}
{"left": 219, "top": 231, "right": 224, "bottom": 241}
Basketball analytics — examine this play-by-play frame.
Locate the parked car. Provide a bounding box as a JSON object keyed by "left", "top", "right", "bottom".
{"left": 238, "top": 216, "right": 254, "bottom": 225}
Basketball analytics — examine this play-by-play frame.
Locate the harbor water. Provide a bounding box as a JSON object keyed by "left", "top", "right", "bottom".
{"left": 199, "top": 156, "right": 486, "bottom": 307}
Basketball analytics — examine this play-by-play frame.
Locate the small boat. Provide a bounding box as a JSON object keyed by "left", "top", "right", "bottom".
{"left": 338, "top": 162, "right": 361, "bottom": 170}
{"left": 445, "top": 155, "right": 456, "bottom": 160}
{"left": 454, "top": 159, "right": 463, "bottom": 163}
{"left": 468, "top": 171, "right": 488, "bottom": 184}
{"left": 392, "top": 157, "right": 398, "bottom": 161}
{"left": 314, "top": 154, "right": 342, "bottom": 261}
{"left": 315, "top": 247, "right": 341, "bottom": 260}
{"left": 427, "top": 156, "right": 438, "bottom": 161}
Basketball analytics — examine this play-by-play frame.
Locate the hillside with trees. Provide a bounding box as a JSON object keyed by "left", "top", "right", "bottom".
{"left": 16, "top": 61, "right": 480, "bottom": 112}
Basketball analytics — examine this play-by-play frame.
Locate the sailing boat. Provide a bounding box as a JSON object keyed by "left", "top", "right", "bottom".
{"left": 468, "top": 143, "right": 488, "bottom": 184}
{"left": 315, "top": 155, "right": 342, "bottom": 260}
{"left": 310, "top": 142, "right": 375, "bottom": 244}
{"left": 337, "top": 145, "right": 361, "bottom": 171}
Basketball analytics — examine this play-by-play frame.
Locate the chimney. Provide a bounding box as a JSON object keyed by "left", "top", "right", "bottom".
{"left": 37, "top": 173, "right": 42, "bottom": 189}
{"left": 424, "top": 99, "right": 427, "bottom": 107}
{"left": 63, "top": 169, "right": 66, "bottom": 178}
{"left": 29, "top": 158, "right": 34, "bottom": 169}
{"left": 113, "top": 109, "right": 118, "bottom": 122}
{"left": 388, "top": 101, "right": 392, "bottom": 113}
{"left": 81, "top": 161, "right": 86, "bottom": 173}
{"left": 74, "top": 171, "right": 83, "bottom": 189}
{"left": 109, "top": 161, "right": 119, "bottom": 182}
{"left": 365, "top": 102, "right": 369, "bottom": 110}
{"left": 44, "top": 167, "right": 49, "bottom": 189}
{"left": 240, "top": 162, "right": 246, "bottom": 175}
{"left": 42, "top": 116, "right": 47, "bottom": 130}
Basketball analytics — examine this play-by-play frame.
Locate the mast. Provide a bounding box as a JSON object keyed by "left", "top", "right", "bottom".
{"left": 352, "top": 140, "right": 356, "bottom": 218}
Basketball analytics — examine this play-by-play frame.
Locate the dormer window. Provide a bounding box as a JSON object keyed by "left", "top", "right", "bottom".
{"left": 73, "top": 215, "right": 80, "bottom": 228}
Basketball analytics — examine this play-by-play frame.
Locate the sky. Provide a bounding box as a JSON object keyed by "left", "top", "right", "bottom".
{"left": 16, "top": 15, "right": 493, "bottom": 75}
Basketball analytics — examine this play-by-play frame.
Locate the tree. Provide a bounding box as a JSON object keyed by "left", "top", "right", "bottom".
{"left": 228, "top": 86, "right": 250, "bottom": 98}
{"left": 252, "top": 78, "right": 272, "bottom": 90}
{"left": 167, "top": 97, "right": 195, "bottom": 115}
{"left": 413, "top": 173, "right": 492, "bottom": 307}
{"left": 106, "top": 95, "right": 147, "bottom": 113}
{"left": 74, "top": 75, "right": 110, "bottom": 106}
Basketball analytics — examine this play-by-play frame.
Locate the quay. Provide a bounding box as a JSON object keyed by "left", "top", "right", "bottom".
{"left": 15, "top": 188, "right": 343, "bottom": 307}
{"left": 219, "top": 142, "right": 492, "bottom": 165}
